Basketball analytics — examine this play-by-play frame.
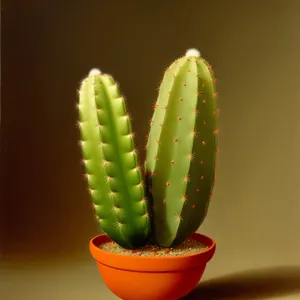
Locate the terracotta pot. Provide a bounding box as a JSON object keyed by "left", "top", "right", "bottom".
{"left": 89, "top": 232, "right": 216, "bottom": 300}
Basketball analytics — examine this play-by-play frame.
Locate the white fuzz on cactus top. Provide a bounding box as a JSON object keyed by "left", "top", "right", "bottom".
{"left": 185, "top": 48, "right": 200, "bottom": 57}
{"left": 89, "top": 68, "right": 102, "bottom": 76}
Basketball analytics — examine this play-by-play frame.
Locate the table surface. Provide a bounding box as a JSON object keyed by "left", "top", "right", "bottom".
{"left": 2, "top": 253, "right": 300, "bottom": 300}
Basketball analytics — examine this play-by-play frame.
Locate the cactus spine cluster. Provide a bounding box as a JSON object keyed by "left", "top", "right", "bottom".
{"left": 78, "top": 69, "right": 151, "bottom": 249}
{"left": 145, "top": 49, "right": 218, "bottom": 247}
{"left": 77, "top": 49, "right": 219, "bottom": 250}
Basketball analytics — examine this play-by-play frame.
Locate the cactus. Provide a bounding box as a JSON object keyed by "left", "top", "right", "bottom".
{"left": 144, "top": 49, "right": 219, "bottom": 247}
{"left": 78, "top": 69, "right": 152, "bottom": 249}
{"left": 77, "top": 48, "right": 219, "bottom": 250}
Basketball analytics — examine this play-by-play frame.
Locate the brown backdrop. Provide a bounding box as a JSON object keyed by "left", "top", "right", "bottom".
{"left": 2, "top": 0, "right": 300, "bottom": 298}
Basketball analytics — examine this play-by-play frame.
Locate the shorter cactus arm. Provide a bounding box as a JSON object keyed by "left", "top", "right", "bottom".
{"left": 78, "top": 69, "right": 151, "bottom": 249}
{"left": 78, "top": 73, "right": 122, "bottom": 244}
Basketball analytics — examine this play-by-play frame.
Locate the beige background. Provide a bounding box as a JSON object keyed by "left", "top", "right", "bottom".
{"left": 2, "top": 0, "right": 300, "bottom": 299}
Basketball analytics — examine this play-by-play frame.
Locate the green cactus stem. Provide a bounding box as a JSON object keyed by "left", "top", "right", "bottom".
{"left": 145, "top": 49, "right": 219, "bottom": 247}
{"left": 78, "top": 69, "right": 152, "bottom": 249}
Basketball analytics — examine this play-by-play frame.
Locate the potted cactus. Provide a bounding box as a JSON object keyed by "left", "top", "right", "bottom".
{"left": 77, "top": 48, "right": 219, "bottom": 300}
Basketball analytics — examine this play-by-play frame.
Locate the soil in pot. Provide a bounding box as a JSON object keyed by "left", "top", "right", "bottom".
{"left": 98, "top": 236, "right": 208, "bottom": 256}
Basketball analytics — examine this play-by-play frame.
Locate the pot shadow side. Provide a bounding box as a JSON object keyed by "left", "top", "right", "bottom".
{"left": 181, "top": 266, "right": 300, "bottom": 300}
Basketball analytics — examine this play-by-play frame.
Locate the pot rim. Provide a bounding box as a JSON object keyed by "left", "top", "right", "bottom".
{"left": 89, "top": 232, "right": 216, "bottom": 272}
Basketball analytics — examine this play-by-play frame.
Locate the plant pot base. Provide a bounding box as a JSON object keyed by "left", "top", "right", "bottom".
{"left": 90, "top": 233, "right": 216, "bottom": 300}
{"left": 99, "top": 263, "right": 206, "bottom": 300}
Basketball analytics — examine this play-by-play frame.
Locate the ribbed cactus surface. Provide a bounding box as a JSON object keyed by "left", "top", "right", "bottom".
{"left": 145, "top": 49, "right": 219, "bottom": 247}
{"left": 78, "top": 69, "right": 151, "bottom": 249}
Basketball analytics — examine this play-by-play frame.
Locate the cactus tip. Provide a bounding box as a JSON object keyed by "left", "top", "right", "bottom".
{"left": 185, "top": 48, "right": 200, "bottom": 57}
{"left": 89, "top": 68, "right": 101, "bottom": 76}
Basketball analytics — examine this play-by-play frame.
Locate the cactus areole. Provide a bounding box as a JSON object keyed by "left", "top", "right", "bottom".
{"left": 78, "top": 49, "right": 219, "bottom": 250}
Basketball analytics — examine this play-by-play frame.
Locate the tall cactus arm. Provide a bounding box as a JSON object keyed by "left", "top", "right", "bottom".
{"left": 145, "top": 50, "right": 219, "bottom": 247}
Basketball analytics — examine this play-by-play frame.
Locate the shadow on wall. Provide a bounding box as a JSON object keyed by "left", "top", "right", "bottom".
{"left": 182, "top": 266, "right": 300, "bottom": 299}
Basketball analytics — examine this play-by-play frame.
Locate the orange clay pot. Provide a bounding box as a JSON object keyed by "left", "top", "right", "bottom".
{"left": 89, "top": 233, "right": 216, "bottom": 300}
